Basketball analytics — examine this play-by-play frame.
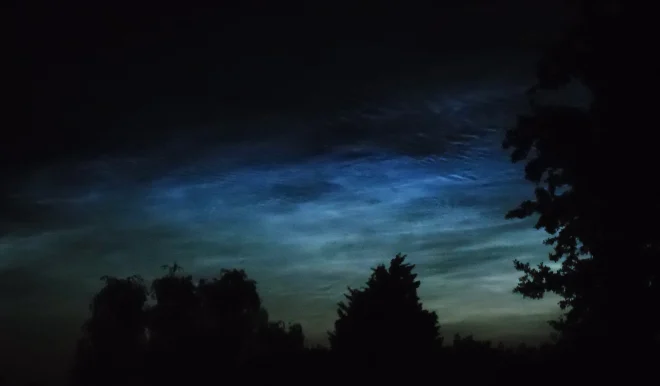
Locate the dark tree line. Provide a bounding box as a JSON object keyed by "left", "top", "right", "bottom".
{"left": 71, "top": 264, "right": 305, "bottom": 385}
{"left": 69, "top": 255, "right": 444, "bottom": 385}
{"left": 68, "top": 254, "right": 657, "bottom": 386}
{"left": 69, "top": 255, "right": 559, "bottom": 386}
{"left": 65, "top": 255, "right": 659, "bottom": 386}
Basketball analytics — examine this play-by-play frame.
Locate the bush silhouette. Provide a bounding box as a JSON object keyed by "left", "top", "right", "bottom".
{"left": 328, "top": 254, "right": 443, "bottom": 367}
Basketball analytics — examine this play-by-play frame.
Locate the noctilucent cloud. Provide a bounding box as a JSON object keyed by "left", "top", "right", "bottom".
{"left": 1, "top": 54, "right": 571, "bottom": 377}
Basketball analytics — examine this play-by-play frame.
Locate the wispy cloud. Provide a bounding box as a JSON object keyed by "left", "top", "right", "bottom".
{"left": 1, "top": 75, "right": 560, "bottom": 351}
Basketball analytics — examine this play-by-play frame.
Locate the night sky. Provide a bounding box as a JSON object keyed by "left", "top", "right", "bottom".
{"left": 7, "top": 1, "right": 581, "bottom": 381}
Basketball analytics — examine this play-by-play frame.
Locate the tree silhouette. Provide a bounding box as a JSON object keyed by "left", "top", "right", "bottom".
{"left": 194, "top": 268, "right": 264, "bottom": 368}
{"left": 72, "top": 264, "right": 308, "bottom": 384}
{"left": 452, "top": 333, "right": 491, "bottom": 353}
{"left": 145, "top": 265, "right": 269, "bottom": 382}
{"left": 246, "top": 314, "right": 306, "bottom": 377}
{"left": 255, "top": 318, "right": 305, "bottom": 355}
{"left": 143, "top": 264, "right": 198, "bottom": 384}
{"left": 72, "top": 275, "right": 149, "bottom": 386}
{"left": 328, "top": 254, "right": 442, "bottom": 366}
{"left": 502, "top": 0, "right": 659, "bottom": 350}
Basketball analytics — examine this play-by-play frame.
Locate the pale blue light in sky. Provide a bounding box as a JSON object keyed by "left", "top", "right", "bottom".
{"left": 0, "top": 70, "right": 565, "bottom": 380}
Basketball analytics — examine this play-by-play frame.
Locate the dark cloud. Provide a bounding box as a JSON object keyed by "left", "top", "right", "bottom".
{"left": 15, "top": 1, "right": 567, "bottom": 176}
{"left": 0, "top": 196, "right": 62, "bottom": 236}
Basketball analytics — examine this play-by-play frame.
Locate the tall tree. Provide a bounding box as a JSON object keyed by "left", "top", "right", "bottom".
{"left": 329, "top": 254, "right": 442, "bottom": 366}
{"left": 74, "top": 264, "right": 307, "bottom": 384}
{"left": 144, "top": 264, "right": 198, "bottom": 383}
{"left": 195, "top": 268, "right": 263, "bottom": 363}
{"left": 503, "top": 0, "right": 659, "bottom": 349}
{"left": 72, "top": 275, "right": 149, "bottom": 386}
{"left": 145, "top": 265, "right": 267, "bottom": 381}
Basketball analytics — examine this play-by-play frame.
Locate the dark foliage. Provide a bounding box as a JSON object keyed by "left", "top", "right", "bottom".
{"left": 328, "top": 254, "right": 443, "bottom": 367}
{"left": 72, "top": 275, "right": 148, "bottom": 386}
{"left": 71, "top": 264, "right": 306, "bottom": 385}
{"left": 62, "top": 251, "right": 656, "bottom": 385}
{"left": 503, "top": 0, "right": 660, "bottom": 352}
